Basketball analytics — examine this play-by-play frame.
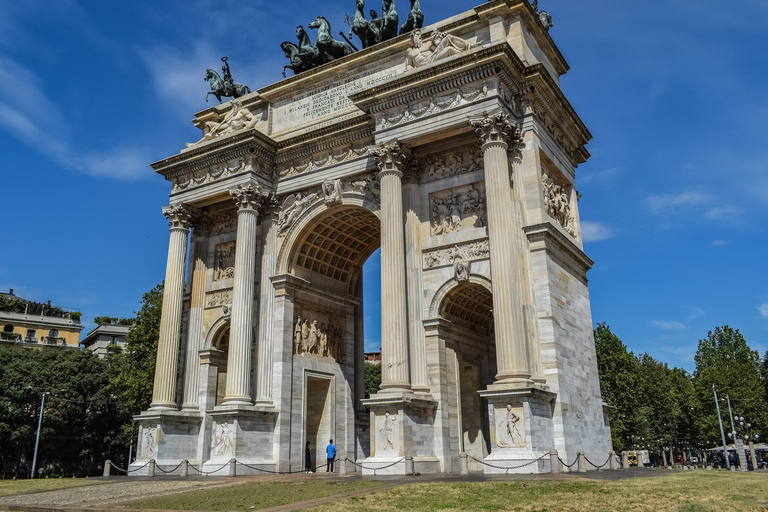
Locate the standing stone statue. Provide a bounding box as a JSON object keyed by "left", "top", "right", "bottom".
{"left": 205, "top": 57, "right": 251, "bottom": 103}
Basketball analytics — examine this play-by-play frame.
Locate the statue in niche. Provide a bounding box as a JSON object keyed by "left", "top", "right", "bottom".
{"left": 405, "top": 28, "right": 477, "bottom": 70}
{"left": 205, "top": 57, "right": 251, "bottom": 103}
{"left": 454, "top": 260, "right": 470, "bottom": 282}
{"left": 213, "top": 241, "right": 236, "bottom": 280}
{"left": 399, "top": 0, "right": 423, "bottom": 35}
{"left": 380, "top": 412, "right": 396, "bottom": 449}
{"left": 542, "top": 173, "right": 575, "bottom": 237}
{"left": 213, "top": 421, "right": 234, "bottom": 456}
{"left": 497, "top": 404, "right": 523, "bottom": 448}
{"left": 323, "top": 178, "right": 343, "bottom": 206}
{"left": 278, "top": 190, "right": 319, "bottom": 233}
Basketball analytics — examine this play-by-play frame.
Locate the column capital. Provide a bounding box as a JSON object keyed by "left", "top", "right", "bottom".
{"left": 369, "top": 139, "right": 409, "bottom": 179}
{"left": 470, "top": 111, "right": 522, "bottom": 152}
{"left": 230, "top": 183, "right": 268, "bottom": 213}
{"left": 162, "top": 203, "right": 195, "bottom": 230}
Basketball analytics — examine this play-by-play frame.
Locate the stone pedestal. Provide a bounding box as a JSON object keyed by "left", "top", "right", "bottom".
{"left": 477, "top": 386, "right": 556, "bottom": 474}
{"left": 360, "top": 393, "right": 437, "bottom": 475}
{"left": 130, "top": 410, "right": 202, "bottom": 475}
{"left": 202, "top": 406, "right": 278, "bottom": 475}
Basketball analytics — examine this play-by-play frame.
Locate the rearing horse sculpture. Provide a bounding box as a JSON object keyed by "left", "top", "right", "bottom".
{"left": 350, "top": 0, "right": 378, "bottom": 48}
{"left": 309, "top": 16, "right": 355, "bottom": 61}
{"left": 380, "top": 0, "right": 399, "bottom": 41}
{"left": 204, "top": 69, "right": 250, "bottom": 103}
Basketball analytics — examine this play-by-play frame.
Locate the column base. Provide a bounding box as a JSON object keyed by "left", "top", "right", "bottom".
{"left": 205, "top": 405, "right": 278, "bottom": 466}
{"left": 360, "top": 392, "right": 437, "bottom": 475}
{"left": 221, "top": 396, "right": 253, "bottom": 407}
{"left": 131, "top": 409, "right": 203, "bottom": 473}
{"left": 148, "top": 401, "right": 178, "bottom": 411}
{"left": 478, "top": 385, "right": 556, "bottom": 475}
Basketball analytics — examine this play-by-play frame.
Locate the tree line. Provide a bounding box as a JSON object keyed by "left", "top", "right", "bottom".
{"left": 595, "top": 323, "right": 768, "bottom": 456}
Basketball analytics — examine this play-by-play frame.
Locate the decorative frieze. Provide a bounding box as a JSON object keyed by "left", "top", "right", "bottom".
{"left": 210, "top": 212, "right": 238, "bottom": 236}
{"left": 346, "top": 172, "right": 381, "bottom": 201}
{"left": 542, "top": 172, "right": 576, "bottom": 237}
{"left": 213, "top": 242, "right": 236, "bottom": 281}
{"left": 429, "top": 182, "right": 487, "bottom": 235}
{"left": 277, "top": 144, "right": 369, "bottom": 178}
{"left": 419, "top": 148, "right": 483, "bottom": 183}
{"left": 404, "top": 28, "right": 480, "bottom": 71}
{"left": 171, "top": 156, "right": 271, "bottom": 193}
{"left": 376, "top": 81, "right": 492, "bottom": 131}
{"left": 205, "top": 288, "right": 233, "bottom": 308}
{"left": 293, "top": 310, "right": 345, "bottom": 363}
{"left": 322, "top": 178, "right": 343, "bottom": 206}
{"left": 423, "top": 239, "right": 489, "bottom": 268}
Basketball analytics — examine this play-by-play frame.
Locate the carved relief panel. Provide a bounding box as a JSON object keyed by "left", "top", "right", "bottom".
{"left": 494, "top": 403, "right": 526, "bottom": 449}
{"left": 211, "top": 421, "right": 234, "bottom": 457}
{"left": 213, "top": 241, "right": 236, "bottom": 280}
{"left": 542, "top": 172, "right": 576, "bottom": 237}
{"left": 293, "top": 307, "right": 346, "bottom": 363}
{"left": 429, "top": 182, "right": 487, "bottom": 236}
{"left": 374, "top": 410, "right": 400, "bottom": 454}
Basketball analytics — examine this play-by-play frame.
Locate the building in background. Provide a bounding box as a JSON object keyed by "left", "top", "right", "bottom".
{"left": 0, "top": 289, "right": 83, "bottom": 348}
{"left": 81, "top": 323, "right": 131, "bottom": 358}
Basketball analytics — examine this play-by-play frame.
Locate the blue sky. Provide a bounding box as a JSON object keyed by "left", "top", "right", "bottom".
{"left": 1, "top": 0, "right": 766, "bottom": 371}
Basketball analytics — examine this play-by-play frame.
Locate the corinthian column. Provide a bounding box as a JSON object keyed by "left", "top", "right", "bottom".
{"left": 223, "top": 183, "right": 266, "bottom": 406}
{"left": 151, "top": 204, "right": 193, "bottom": 410}
{"left": 255, "top": 197, "right": 279, "bottom": 404}
{"left": 369, "top": 140, "right": 411, "bottom": 393}
{"left": 469, "top": 112, "right": 532, "bottom": 384}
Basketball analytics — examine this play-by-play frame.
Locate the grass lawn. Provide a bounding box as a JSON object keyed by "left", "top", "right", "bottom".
{"left": 305, "top": 472, "right": 768, "bottom": 512}
{"left": 0, "top": 478, "right": 102, "bottom": 497}
{"left": 128, "top": 480, "right": 383, "bottom": 511}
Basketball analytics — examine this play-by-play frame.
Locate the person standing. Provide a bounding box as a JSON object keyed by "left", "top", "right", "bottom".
{"left": 326, "top": 439, "right": 336, "bottom": 472}
{"left": 305, "top": 441, "right": 313, "bottom": 473}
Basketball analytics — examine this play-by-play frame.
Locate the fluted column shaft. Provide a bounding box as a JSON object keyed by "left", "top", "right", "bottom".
{"left": 224, "top": 184, "right": 266, "bottom": 406}
{"left": 471, "top": 112, "right": 531, "bottom": 383}
{"left": 403, "top": 182, "right": 428, "bottom": 392}
{"left": 151, "top": 205, "right": 192, "bottom": 409}
{"left": 182, "top": 227, "right": 210, "bottom": 410}
{"left": 370, "top": 141, "right": 411, "bottom": 392}
{"left": 255, "top": 204, "right": 278, "bottom": 403}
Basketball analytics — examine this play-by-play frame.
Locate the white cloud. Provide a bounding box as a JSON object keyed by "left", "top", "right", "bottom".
{"left": 650, "top": 320, "right": 686, "bottom": 330}
{"left": 758, "top": 303, "right": 768, "bottom": 319}
{"left": 580, "top": 221, "right": 614, "bottom": 243}
{"left": 643, "top": 191, "right": 710, "bottom": 214}
{"left": 686, "top": 307, "right": 705, "bottom": 322}
{"left": 705, "top": 205, "right": 744, "bottom": 220}
{"left": 579, "top": 166, "right": 623, "bottom": 184}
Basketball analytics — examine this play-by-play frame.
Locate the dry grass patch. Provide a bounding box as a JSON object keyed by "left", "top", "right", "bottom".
{"left": 306, "top": 472, "right": 768, "bottom": 512}
{"left": 128, "top": 480, "right": 383, "bottom": 511}
{"left": 0, "top": 478, "right": 102, "bottom": 497}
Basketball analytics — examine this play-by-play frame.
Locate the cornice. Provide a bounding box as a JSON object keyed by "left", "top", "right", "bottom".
{"left": 191, "top": 93, "right": 267, "bottom": 127}
{"left": 275, "top": 117, "right": 374, "bottom": 162}
{"left": 153, "top": 130, "right": 277, "bottom": 180}
{"left": 524, "top": 222, "right": 593, "bottom": 273}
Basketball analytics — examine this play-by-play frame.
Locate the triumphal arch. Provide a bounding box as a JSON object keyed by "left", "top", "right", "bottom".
{"left": 133, "top": 0, "right": 612, "bottom": 474}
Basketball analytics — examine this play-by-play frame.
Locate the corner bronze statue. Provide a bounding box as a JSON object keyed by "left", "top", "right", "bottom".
{"left": 205, "top": 57, "right": 251, "bottom": 103}
{"left": 400, "top": 0, "right": 423, "bottom": 35}
{"left": 281, "top": 26, "right": 325, "bottom": 77}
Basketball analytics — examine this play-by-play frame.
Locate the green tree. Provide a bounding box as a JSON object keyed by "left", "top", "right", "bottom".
{"left": 0, "top": 347, "right": 130, "bottom": 477}
{"left": 364, "top": 361, "right": 381, "bottom": 399}
{"left": 109, "top": 283, "right": 163, "bottom": 444}
{"left": 693, "top": 326, "right": 768, "bottom": 445}
{"left": 593, "top": 323, "right": 643, "bottom": 451}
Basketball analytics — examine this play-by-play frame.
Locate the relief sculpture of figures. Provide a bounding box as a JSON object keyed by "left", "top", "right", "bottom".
{"left": 213, "top": 421, "right": 234, "bottom": 456}
{"left": 188, "top": 99, "right": 261, "bottom": 147}
{"left": 429, "top": 184, "right": 486, "bottom": 235}
{"left": 399, "top": 0, "right": 423, "bottom": 35}
{"left": 213, "top": 242, "right": 236, "bottom": 280}
{"left": 293, "top": 313, "right": 345, "bottom": 362}
{"left": 205, "top": 57, "right": 251, "bottom": 103}
{"left": 542, "top": 173, "right": 576, "bottom": 237}
{"left": 278, "top": 190, "right": 320, "bottom": 234}
{"left": 144, "top": 428, "right": 156, "bottom": 458}
{"left": 380, "top": 412, "right": 396, "bottom": 449}
{"left": 405, "top": 28, "right": 478, "bottom": 70}
{"left": 497, "top": 404, "right": 523, "bottom": 448}
{"left": 323, "top": 178, "right": 343, "bottom": 206}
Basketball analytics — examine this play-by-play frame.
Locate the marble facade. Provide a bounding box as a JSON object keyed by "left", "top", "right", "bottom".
{"left": 132, "top": 0, "right": 611, "bottom": 475}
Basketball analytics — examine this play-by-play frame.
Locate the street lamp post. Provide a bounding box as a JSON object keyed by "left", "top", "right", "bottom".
{"left": 713, "top": 385, "right": 730, "bottom": 470}
{"left": 31, "top": 391, "right": 50, "bottom": 479}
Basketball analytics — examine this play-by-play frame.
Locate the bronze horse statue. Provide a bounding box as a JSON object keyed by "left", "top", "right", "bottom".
{"left": 309, "top": 16, "right": 355, "bottom": 61}
{"left": 349, "top": 0, "right": 378, "bottom": 48}
{"left": 399, "top": 0, "right": 423, "bottom": 35}
{"left": 204, "top": 69, "right": 250, "bottom": 103}
{"left": 281, "top": 25, "right": 325, "bottom": 77}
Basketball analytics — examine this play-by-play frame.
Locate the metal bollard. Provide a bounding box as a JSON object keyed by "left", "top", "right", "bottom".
{"left": 406, "top": 456, "right": 414, "bottom": 475}
{"left": 229, "top": 458, "right": 237, "bottom": 477}
{"left": 459, "top": 452, "right": 469, "bottom": 475}
{"left": 148, "top": 459, "right": 156, "bottom": 477}
{"left": 609, "top": 451, "right": 618, "bottom": 470}
{"left": 181, "top": 459, "right": 189, "bottom": 477}
{"left": 103, "top": 460, "right": 111, "bottom": 477}
{"left": 550, "top": 449, "right": 561, "bottom": 474}
{"left": 339, "top": 457, "right": 347, "bottom": 476}
{"left": 621, "top": 451, "right": 629, "bottom": 469}
{"left": 577, "top": 450, "right": 586, "bottom": 473}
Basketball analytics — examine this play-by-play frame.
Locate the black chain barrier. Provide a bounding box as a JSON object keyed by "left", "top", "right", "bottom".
{"left": 188, "top": 461, "right": 230, "bottom": 476}
{"left": 236, "top": 458, "right": 343, "bottom": 475}
{"left": 558, "top": 457, "right": 578, "bottom": 469}
{"left": 584, "top": 454, "right": 613, "bottom": 469}
{"left": 109, "top": 460, "right": 150, "bottom": 474}
{"left": 468, "top": 452, "right": 549, "bottom": 474}
{"left": 154, "top": 462, "right": 184, "bottom": 475}
{"left": 346, "top": 457, "right": 406, "bottom": 475}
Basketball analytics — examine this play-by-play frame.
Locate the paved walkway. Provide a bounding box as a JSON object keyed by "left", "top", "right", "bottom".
{"left": 0, "top": 468, "right": 673, "bottom": 512}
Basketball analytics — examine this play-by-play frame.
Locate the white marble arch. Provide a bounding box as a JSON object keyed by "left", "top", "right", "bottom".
{"left": 204, "top": 314, "right": 231, "bottom": 350}
{"left": 428, "top": 273, "right": 493, "bottom": 320}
